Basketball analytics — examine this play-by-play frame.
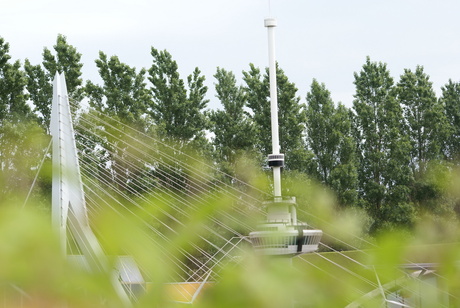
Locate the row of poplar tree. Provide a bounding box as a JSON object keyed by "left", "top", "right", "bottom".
{"left": 1, "top": 35, "right": 460, "bottom": 234}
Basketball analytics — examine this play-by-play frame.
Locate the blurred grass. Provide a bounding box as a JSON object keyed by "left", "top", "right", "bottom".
{"left": 1, "top": 192, "right": 459, "bottom": 307}
{"left": 1, "top": 128, "right": 460, "bottom": 307}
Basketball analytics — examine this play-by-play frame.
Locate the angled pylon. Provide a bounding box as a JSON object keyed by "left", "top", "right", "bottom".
{"left": 50, "top": 72, "right": 88, "bottom": 253}
{"left": 50, "top": 72, "right": 132, "bottom": 306}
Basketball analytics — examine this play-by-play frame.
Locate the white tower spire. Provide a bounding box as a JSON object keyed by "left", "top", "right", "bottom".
{"left": 265, "top": 18, "right": 284, "bottom": 199}
{"left": 249, "top": 18, "right": 322, "bottom": 257}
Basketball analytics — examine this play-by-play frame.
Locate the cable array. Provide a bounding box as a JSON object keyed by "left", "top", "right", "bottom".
{"left": 73, "top": 108, "right": 262, "bottom": 283}
{"left": 55, "top": 103, "right": 454, "bottom": 304}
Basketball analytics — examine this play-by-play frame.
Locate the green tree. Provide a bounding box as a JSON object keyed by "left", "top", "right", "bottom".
{"left": 329, "top": 104, "right": 359, "bottom": 207}
{"left": 395, "top": 66, "right": 452, "bottom": 217}
{"left": 148, "top": 47, "right": 209, "bottom": 148}
{"left": 305, "top": 80, "right": 358, "bottom": 207}
{"left": 147, "top": 47, "right": 211, "bottom": 197}
{"left": 353, "top": 57, "right": 413, "bottom": 232}
{"left": 396, "top": 66, "right": 448, "bottom": 174}
{"left": 208, "top": 68, "right": 255, "bottom": 176}
{"left": 0, "top": 37, "right": 48, "bottom": 204}
{"left": 42, "top": 35, "right": 84, "bottom": 102}
{"left": 86, "top": 51, "right": 150, "bottom": 126}
{"left": 306, "top": 80, "right": 337, "bottom": 183}
{"left": 440, "top": 80, "right": 460, "bottom": 161}
{"left": 243, "top": 63, "right": 309, "bottom": 172}
{"left": 0, "top": 37, "right": 32, "bottom": 122}
{"left": 242, "top": 64, "right": 269, "bottom": 155}
{"left": 84, "top": 52, "right": 151, "bottom": 193}
{"left": 24, "top": 34, "right": 84, "bottom": 130}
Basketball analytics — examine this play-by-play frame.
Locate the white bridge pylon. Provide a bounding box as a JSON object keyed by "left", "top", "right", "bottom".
{"left": 50, "top": 72, "right": 88, "bottom": 255}
{"left": 50, "top": 72, "right": 134, "bottom": 305}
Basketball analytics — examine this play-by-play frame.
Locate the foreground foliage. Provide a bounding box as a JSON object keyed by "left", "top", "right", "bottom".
{"left": 0, "top": 169, "right": 459, "bottom": 307}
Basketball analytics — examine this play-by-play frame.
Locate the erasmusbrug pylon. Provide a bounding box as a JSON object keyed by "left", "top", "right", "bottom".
{"left": 50, "top": 71, "right": 259, "bottom": 305}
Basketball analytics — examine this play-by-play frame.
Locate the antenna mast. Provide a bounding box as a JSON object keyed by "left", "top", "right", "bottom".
{"left": 249, "top": 18, "right": 322, "bottom": 257}
{"left": 265, "top": 18, "right": 284, "bottom": 199}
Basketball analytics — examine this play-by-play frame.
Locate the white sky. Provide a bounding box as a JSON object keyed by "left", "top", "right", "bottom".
{"left": 2, "top": 0, "right": 460, "bottom": 109}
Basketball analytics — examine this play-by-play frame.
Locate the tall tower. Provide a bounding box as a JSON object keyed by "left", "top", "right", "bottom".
{"left": 249, "top": 18, "right": 322, "bottom": 256}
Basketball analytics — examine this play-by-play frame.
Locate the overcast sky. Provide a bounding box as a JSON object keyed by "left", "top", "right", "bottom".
{"left": 2, "top": 0, "right": 460, "bottom": 109}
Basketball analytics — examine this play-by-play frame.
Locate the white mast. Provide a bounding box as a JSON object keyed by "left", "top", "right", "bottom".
{"left": 249, "top": 18, "right": 322, "bottom": 257}
{"left": 265, "top": 18, "right": 284, "bottom": 199}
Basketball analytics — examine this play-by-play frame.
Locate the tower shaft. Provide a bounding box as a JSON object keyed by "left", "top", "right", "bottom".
{"left": 265, "top": 18, "right": 283, "bottom": 198}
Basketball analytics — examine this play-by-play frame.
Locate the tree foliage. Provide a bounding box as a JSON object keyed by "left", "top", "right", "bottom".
{"left": 24, "top": 34, "right": 84, "bottom": 130}
{"left": 396, "top": 66, "right": 448, "bottom": 174}
{"left": 306, "top": 80, "right": 358, "bottom": 206}
{"left": 243, "top": 63, "right": 308, "bottom": 171}
{"left": 208, "top": 68, "right": 255, "bottom": 175}
{"left": 148, "top": 48, "right": 209, "bottom": 147}
{"left": 0, "top": 37, "right": 32, "bottom": 122}
{"left": 0, "top": 37, "right": 48, "bottom": 204}
{"left": 440, "top": 80, "right": 460, "bottom": 161}
{"left": 84, "top": 52, "right": 153, "bottom": 192}
{"left": 353, "top": 57, "right": 413, "bottom": 232}
{"left": 86, "top": 51, "right": 150, "bottom": 126}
